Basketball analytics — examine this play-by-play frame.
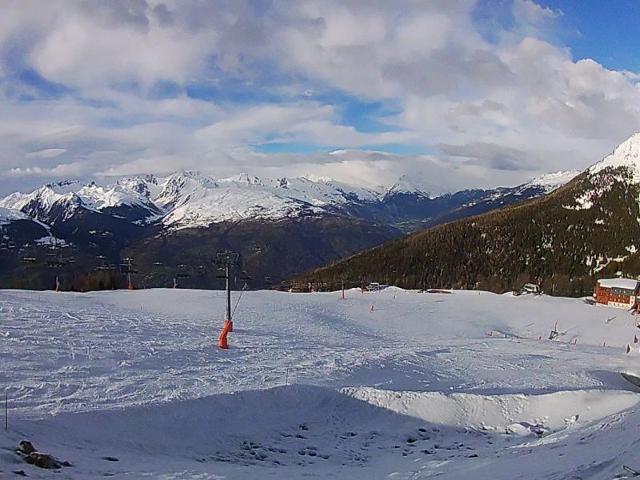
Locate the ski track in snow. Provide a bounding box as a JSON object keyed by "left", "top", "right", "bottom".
{"left": 2, "top": 288, "right": 640, "bottom": 479}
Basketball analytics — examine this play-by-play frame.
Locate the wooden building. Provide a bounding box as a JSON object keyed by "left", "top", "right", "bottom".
{"left": 594, "top": 278, "right": 640, "bottom": 309}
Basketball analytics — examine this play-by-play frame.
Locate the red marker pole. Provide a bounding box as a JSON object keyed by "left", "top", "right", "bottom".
{"left": 218, "top": 262, "right": 233, "bottom": 348}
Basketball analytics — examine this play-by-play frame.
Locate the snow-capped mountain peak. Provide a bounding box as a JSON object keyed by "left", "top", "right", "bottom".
{"left": 219, "top": 173, "right": 264, "bottom": 186}
{"left": 589, "top": 132, "right": 640, "bottom": 181}
{"left": 116, "top": 174, "right": 160, "bottom": 199}
{"left": 385, "top": 175, "right": 435, "bottom": 199}
{"left": 76, "top": 183, "right": 154, "bottom": 211}
{"left": 0, "top": 168, "right": 579, "bottom": 231}
{"left": 0, "top": 184, "right": 82, "bottom": 222}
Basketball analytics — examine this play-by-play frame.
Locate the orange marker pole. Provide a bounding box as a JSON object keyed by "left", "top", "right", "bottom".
{"left": 218, "top": 319, "right": 232, "bottom": 349}
{"left": 218, "top": 261, "right": 233, "bottom": 348}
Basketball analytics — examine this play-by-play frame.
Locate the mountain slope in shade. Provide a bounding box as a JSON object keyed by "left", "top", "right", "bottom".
{"left": 402, "top": 170, "right": 580, "bottom": 231}
{"left": 292, "top": 134, "right": 640, "bottom": 297}
{"left": 0, "top": 206, "right": 49, "bottom": 246}
{"left": 0, "top": 179, "right": 160, "bottom": 226}
{"left": 0, "top": 169, "right": 577, "bottom": 290}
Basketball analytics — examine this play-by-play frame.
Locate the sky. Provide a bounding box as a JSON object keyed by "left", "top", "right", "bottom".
{"left": 1, "top": 0, "right": 640, "bottom": 195}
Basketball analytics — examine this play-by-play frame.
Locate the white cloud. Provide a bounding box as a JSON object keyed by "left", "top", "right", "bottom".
{"left": 1, "top": 0, "right": 640, "bottom": 195}
{"left": 25, "top": 148, "right": 67, "bottom": 159}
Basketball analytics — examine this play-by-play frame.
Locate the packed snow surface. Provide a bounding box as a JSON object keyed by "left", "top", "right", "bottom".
{"left": 3, "top": 288, "right": 640, "bottom": 479}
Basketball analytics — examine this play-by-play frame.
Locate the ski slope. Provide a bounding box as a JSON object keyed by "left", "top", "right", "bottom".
{"left": 2, "top": 288, "right": 640, "bottom": 478}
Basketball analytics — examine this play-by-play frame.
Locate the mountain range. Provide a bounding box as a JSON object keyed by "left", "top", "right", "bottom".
{"left": 294, "top": 133, "right": 640, "bottom": 297}
{"left": 0, "top": 169, "right": 577, "bottom": 290}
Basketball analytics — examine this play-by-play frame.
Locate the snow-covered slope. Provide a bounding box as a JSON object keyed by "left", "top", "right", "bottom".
{"left": 0, "top": 179, "right": 158, "bottom": 224}
{"left": 75, "top": 182, "right": 157, "bottom": 212}
{"left": 0, "top": 169, "right": 578, "bottom": 231}
{"left": 385, "top": 174, "right": 435, "bottom": 198}
{"left": 3, "top": 288, "right": 640, "bottom": 479}
{"left": 590, "top": 132, "right": 640, "bottom": 181}
{"left": 151, "top": 171, "right": 380, "bottom": 228}
{"left": 558, "top": 132, "right": 640, "bottom": 213}
{"left": 0, "top": 206, "right": 29, "bottom": 225}
{"left": 517, "top": 169, "right": 580, "bottom": 193}
{"left": 0, "top": 183, "right": 82, "bottom": 223}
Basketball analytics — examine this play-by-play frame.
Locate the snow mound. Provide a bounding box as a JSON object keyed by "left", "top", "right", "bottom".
{"left": 345, "top": 387, "right": 639, "bottom": 432}
{"left": 4, "top": 385, "right": 440, "bottom": 475}
{"left": 5, "top": 383, "right": 639, "bottom": 478}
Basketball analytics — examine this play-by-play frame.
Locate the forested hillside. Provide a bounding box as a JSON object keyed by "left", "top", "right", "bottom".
{"left": 294, "top": 135, "right": 640, "bottom": 298}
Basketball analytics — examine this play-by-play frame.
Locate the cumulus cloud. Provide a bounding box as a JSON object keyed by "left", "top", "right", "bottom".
{"left": 0, "top": 0, "right": 640, "bottom": 195}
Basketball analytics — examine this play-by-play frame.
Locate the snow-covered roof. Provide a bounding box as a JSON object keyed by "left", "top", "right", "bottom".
{"left": 597, "top": 278, "right": 640, "bottom": 290}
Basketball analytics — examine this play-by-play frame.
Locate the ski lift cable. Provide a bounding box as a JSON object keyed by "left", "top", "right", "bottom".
{"left": 231, "top": 282, "right": 248, "bottom": 317}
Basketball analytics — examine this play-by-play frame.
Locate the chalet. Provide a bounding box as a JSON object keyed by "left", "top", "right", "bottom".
{"left": 366, "top": 282, "right": 389, "bottom": 292}
{"left": 594, "top": 278, "right": 640, "bottom": 309}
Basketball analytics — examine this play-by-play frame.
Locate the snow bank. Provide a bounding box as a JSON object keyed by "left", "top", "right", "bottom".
{"left": 345, "top": 387, "right": 639, "bottom": 431}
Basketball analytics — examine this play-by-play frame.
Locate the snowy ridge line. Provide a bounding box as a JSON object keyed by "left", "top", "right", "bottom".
{"left": 520, "top": 170, "right": 580, "bottom": 193}
{"left": 590, "top": 132, "right": 640, "bottom": 182}
{"left": 0, "top": 169, "right": 577, "bottom": 230}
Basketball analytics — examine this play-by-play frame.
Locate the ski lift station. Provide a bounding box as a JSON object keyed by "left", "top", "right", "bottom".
{"left": 366, "top": 282, "right": 388, "bottom": 292}
{"left": 594, "top": 277, "right": 640, "bottom": 309}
